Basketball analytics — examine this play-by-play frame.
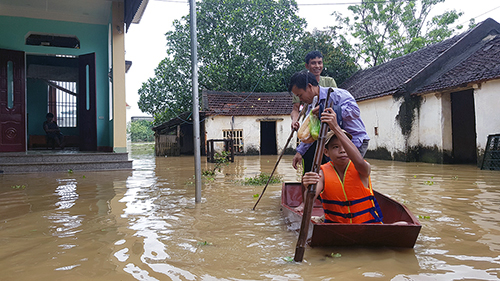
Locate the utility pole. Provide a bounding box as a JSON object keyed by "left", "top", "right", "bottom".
{"left": 189, "top": 0, "right": 202, "bottom": 203}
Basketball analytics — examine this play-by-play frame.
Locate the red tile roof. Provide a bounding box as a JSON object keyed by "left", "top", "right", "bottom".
{"left": 202, "top": 90, "right": 293, "bottom": 116}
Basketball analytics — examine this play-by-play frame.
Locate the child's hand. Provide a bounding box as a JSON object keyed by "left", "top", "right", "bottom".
{"left": 302, "top": 172, "right": 320, "bottom": 186}
{"left": 320, "top": 108, "right": 340, "bottom": 130}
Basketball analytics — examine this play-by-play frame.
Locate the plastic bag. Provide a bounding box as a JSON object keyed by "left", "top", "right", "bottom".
{"left": 298, "top": 111, "right": 320, "bottom": 143}
{"left": 308, "top": 111, "right": 320, "bottom": 140}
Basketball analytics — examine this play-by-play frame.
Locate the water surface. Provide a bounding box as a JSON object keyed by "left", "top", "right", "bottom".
{"left": 1, "top": 147, "right": 499, "bottom": 280}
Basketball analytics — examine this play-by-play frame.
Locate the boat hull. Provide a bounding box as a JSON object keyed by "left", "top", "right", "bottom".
{"left": 281, "top": 182, "right": 421, "bottom": 248}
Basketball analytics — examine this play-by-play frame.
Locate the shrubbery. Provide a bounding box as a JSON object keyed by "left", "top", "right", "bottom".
{"left": 127, "top": 120, "right": 154, "bottom": 142}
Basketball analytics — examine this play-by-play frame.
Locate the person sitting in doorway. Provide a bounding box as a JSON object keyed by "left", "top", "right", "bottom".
{"left": 297, "top": 108, "right": 383, "bottom": 224}
{"left": 43, "top": 112, "right": 64, "bottom": 149}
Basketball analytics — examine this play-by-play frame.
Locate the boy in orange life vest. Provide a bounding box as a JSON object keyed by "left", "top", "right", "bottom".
{"left": 299, "top": 108, "right": 383, "bottom": 224}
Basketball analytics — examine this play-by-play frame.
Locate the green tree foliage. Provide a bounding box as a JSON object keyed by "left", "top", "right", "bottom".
{"left": 333, "top": 0, "right": 464, "bottom": 67}
{"left": 138, "top": 0, "right": 307, "bottom": 124}
{"left": 127, "top": 120, "right": 155, "bottom": 142}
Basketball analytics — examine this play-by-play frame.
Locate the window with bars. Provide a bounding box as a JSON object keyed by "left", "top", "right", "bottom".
{"left": 223, "top": 129, "right": 243, "bottom": 153}
{"left": 48, "top": 81, "right": 77, "bottom": 127}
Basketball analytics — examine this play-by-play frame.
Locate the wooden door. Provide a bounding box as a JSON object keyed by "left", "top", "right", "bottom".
{"left": 260, "top": 121, "right": 277, "bottom": 155}
{"left": 0, "top": 49, "right": 26, "bottom": 152}
{"left": 451, "top": 89, "right": 477, "bottom": 163}
{"left": 78, "top": 53, "right": 97, "bottom": 151}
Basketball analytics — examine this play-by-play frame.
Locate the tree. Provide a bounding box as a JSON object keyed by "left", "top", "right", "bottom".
{"left": 127, "top": 120, "right": 155, "bottom": 142}
{"left": 333, "top": 0, "right": 464, "bottom": 67}
{"left": 138, "top": 0, "right": 307, "bottom": 124}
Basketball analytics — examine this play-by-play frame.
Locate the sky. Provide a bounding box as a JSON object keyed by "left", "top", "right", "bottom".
{"left": 124, "top": 0, "right": 500, "bottom": 120}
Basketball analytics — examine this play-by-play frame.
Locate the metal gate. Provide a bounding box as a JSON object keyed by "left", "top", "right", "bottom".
{"left": 481, "top": 134, "right": 500, "bottom": 170}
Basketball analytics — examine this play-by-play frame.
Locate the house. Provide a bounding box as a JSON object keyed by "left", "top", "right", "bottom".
{"left": 340, "top": 18, "right": 500, "bottom": 166}
{"left": 0, "top": 0, "right": 147, "bottom": 153}
{"left": 153, "top": 90, "right": 295, "bottom": 156}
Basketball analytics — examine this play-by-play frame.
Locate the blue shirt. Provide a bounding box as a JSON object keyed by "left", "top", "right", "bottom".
{"left": 296, "top": 87, "right": 370, "bottom": 155}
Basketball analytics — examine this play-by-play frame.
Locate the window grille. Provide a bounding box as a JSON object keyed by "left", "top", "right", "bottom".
{"left": 223, "top": 129, "right": 243, "bottom": 153}
{"left": 48, "top": 81, "right": 77, "bottom": 127}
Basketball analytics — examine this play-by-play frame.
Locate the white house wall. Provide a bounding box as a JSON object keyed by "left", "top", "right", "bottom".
{"left": 416, "top": 93, "right": 450, "bottom": 150}
{"left": 358, "top": 96, "right": 406, "bottom": 156}
{"left": 359, "top": 92, "right": 453, "bottom": 160}
{"left": 204, "top": 115, "right": 294, "bottom": 154}
{"left": 474, "top": 79, "right": 500, "bottom": 152}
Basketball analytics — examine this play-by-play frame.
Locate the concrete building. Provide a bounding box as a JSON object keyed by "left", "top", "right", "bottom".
{"left": 153, "top": 90, "right": 295, "bottom": 156}
{"left": 0, "top": 0, "right": 147, "bottom": 153}
{"left": 341, "top": 18, "right": 500, "bottom": 166}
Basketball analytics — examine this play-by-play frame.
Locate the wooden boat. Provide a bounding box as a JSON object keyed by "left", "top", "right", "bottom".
{"left": 281, "top": 182, "right": 421, "bottom": 248}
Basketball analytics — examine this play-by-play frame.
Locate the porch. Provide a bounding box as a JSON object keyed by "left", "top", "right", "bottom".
{"left": 0, "top": 150, "right": 132, "bottom": 174}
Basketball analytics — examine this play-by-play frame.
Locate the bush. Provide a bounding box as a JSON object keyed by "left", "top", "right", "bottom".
{"left": 127, "top": 120, "right": 154, "bottom": 142}
{"left": 242, "top": 173, "right": 282, "bottom": 185}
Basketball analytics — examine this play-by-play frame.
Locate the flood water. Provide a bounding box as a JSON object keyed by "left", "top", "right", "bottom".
{"left": 1, "top": 145, "right": 500, "bottom": 280}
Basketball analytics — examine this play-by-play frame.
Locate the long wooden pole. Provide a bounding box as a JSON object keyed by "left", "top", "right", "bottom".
{"left": 294, "top": 96, "right": 333, "bottom": 262}
{"left": 252, "top": 130, "right": 295, "bottom": 210}
{"left": 252, "top": 105, "right": 309, "bottom": 210}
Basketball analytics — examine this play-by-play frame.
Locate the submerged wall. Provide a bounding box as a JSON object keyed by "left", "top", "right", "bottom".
{"left": 359, "top": 77, "right": 500, "bottom": 165}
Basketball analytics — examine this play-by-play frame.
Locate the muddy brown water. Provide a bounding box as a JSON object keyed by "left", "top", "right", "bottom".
{"left": 1, "top": 147, "right": 499, "bottom": 280}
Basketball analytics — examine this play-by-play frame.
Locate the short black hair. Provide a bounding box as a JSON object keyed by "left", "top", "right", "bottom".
{"left": 46, "top": 112, "right": 54, "bottom": 118}
{"left": 288, "top": 70, "right": 318, "bottom": 93}
{"left": 305, "top": 50, "right": 323, "bottom": 64}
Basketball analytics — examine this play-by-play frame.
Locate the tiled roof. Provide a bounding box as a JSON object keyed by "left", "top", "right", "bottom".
{"left": 340, "top": 18, "right": 500, "bottom": 101}
{"left": 417, "top": 34, "right": 500, "bottom": 94}
{"left": 202, "top": 90, "right": 293, "bottom": 116}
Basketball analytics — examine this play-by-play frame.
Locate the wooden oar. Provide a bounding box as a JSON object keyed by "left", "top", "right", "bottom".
{"left": 252, "top": 130, "right": 295, "bottom": 210}
{"left": 293, "top": 96, "right": 333, "bottom": 262}
{"left": 252, "top": 104, "right": 308, "bottom": 211}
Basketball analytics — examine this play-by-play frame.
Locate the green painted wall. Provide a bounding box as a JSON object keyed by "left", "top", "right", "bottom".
{"left": 26, "top": 79, "right": 47, "bottom": 136}
{"left": 0, "top": 15, "right": 111, "bottom": 147}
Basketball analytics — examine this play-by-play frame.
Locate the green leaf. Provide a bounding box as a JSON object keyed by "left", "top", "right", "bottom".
{"left": 330, "top": 253, "right": 342, "bottom": 258}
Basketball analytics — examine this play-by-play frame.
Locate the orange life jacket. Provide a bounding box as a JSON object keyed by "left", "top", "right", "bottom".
{"left": 320, "top": 161, "right": 383, "bottom": 224}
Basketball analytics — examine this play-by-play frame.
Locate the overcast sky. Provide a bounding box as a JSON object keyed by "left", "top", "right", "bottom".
{"left": 124, "top": 0, "right": 500, "bottom": 120}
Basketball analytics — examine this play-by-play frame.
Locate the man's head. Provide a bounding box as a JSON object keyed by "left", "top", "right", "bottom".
{"left": 46, "top": 113, "right": 54, "bottom": 120}
{"left": 288, "top": 71, "right": 319, "bottom": 104}
{"left": 305, "top": 50, "right": 324, "bottom": 79}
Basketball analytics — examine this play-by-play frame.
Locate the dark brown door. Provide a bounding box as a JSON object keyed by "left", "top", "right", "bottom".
{"left": 78, "top": 53, "right": 97, "bottom": 151}
{"left": 451, "top": 89, "right": 477, "bottom": 164}
{"left": 260, "top": 121, "right": 277, "bottom": 155}
{"left": 0, "top": 49, "right": 26, "bottom": 152}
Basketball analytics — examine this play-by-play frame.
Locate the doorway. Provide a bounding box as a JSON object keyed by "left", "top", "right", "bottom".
{"left": 260, "top": 121, "right": 277, "bottom": 155}
{"left": 451, "top": 89, "right": 477, "bottom": 164}
{"left": 0, "top": 49, "right": 97, "bottom": 152}
{"left": 28, "top": 52, "right": 97, "bottom": 151}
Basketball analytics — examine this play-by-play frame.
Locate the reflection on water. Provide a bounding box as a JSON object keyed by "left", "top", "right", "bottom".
{"left": 0, "top": 146, "right": 499, "bottom": 280}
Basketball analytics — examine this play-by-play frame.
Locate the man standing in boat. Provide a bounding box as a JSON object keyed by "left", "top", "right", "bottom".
{"left": 299, "top": 109, "right": 383, "bottom": 224}
{"left": 291, "top": 51, "right": 338, "bottom": 174}
{"left": 289, "top": 71, "right": 370, "bottom": 172}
